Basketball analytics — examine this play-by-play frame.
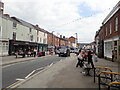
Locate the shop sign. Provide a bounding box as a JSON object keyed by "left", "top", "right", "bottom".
{"left": 25, "top": 43, "right": 29, "bottom": 44}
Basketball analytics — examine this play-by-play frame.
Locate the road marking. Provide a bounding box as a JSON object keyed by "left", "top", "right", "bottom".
{"left": 25, "top": 70, "right": 36, "bottom": 79}
{"left": 16, "top": 78, "right": 24, "bottom": 81}
{"left": 49, "top": 63, "right": 53, "bottom": 67}
{"left": 36, "top": 67, "right": 44, "bottom": 71}
{"left": 5, "top": 81, "right": 19, "bottom": 89}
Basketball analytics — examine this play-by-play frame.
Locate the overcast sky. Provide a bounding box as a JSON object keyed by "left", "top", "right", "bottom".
{"left": 2, "top": 0, "right": 120, "bottom": 43}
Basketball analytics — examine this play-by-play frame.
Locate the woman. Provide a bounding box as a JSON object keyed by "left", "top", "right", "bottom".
{"left": 76, "top": 51, "right": 84, "bottom": 68}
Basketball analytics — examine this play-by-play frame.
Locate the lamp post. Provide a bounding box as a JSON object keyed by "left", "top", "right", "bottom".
{"left": 75, "top": 33, "right": 78, "bottom": 47}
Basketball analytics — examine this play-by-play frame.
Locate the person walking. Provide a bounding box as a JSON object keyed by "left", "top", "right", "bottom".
{"left": 112, "top": 50, "right": 115, "bottom": 62}
{"left": 76, "top": 51, "right": 84, "bottom": 68}
{"left": 33, "top": 49, "right": 37, "bottom": 57}
{"left": 87, "top": 50, "right": 94, "bottom": 68}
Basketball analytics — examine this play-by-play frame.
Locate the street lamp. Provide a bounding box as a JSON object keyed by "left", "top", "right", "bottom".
{"left": 75, "top": 33, "right": 78, "bottom": 47}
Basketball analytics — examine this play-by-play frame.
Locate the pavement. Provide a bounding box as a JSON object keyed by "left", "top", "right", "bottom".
{"left": 2, "top": 54, "right": 118, "bottom": 89}
{"left": 0, "top": 54, "right": 52, "bottom": 66}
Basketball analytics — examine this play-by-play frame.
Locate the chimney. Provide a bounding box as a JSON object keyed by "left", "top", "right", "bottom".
{"left": 36, "top": 24, "right": 39, "bottom": 27}
{"left": 63, "top": 36, "right": 65, "bottom": 38}
{"left": 0, "top": 1, "right": 4, "bottom": 14}
{"left": 60, "top": 35, "right": 62, "bottom": 38}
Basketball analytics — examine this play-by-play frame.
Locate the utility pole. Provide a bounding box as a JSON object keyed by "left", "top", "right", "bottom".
{"left": 75, "top": 33, "right": 78, "bottom": 47}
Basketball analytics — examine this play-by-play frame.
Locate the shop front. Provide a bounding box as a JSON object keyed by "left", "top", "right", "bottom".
{"left": 104, "top": 36, "right": 119, "bottom": 62}
{"left": 9, "top": 40, "right": 37, "bottom": 55}
{"left": 37, "top": 43, "right": 48, "bottom": 56}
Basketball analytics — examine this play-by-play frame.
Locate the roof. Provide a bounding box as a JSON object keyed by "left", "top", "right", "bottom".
{"left": 11, "top": 17, "right": 35, "bottom": 29}
{"left": 102, "top": 1, "right": 120, "bottom": 24}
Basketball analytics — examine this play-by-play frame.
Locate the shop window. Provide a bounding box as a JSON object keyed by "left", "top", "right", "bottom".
{"left": 114, "top": 41, "right": 117, "bottom": 46}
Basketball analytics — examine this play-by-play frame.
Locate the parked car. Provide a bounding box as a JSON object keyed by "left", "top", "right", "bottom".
{"left": 58, "top": 48, "right": 70, "bottom": 57}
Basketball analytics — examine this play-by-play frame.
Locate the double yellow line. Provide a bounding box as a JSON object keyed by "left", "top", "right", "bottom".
{"left": 3, "top": 81, "right": 20, "bottom": 90}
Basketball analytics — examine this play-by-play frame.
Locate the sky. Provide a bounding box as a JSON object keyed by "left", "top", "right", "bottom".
{"left": 2, "top": 0, "right": 120, "bottom": 43}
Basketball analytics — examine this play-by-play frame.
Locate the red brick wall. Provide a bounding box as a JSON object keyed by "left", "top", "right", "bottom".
{"left": 0, "top": 2, "right": 4, "bottom": 14}
{"left": 104, "top": 9, "right": 120, "bottom": 40}
{"left": 98, "top": 9, "right": 120, "bottom": 40}
{"left": 69, "top": 36, "right": 75, "bottom": 43}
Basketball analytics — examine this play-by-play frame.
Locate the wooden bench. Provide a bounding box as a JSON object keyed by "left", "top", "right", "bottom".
{"left": 94, "top": 67, "right": 112, "bottom": 83}
{"left": 98, "top": 71, "right": 120, "bottom": 90}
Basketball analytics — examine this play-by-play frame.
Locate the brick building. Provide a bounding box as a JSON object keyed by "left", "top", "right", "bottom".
{"left": 0, "top": 1, "right": 4, "bottom": 14}
{"left": 95, "top": 1, "right": 120, "bottom": 62}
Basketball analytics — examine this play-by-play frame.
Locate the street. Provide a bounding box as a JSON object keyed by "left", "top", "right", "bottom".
{"left": 2, "top": 55, "right": 65, "bottom": 88}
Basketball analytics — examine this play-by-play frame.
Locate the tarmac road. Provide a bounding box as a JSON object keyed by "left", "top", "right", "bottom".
{"left": 2, "top": 55, "right": 65, "bottom": 88}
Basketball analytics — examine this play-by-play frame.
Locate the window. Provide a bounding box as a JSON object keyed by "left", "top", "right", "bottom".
{"left": 106, "top": 27, "right": 107, "bottom": 36}
{"left": 40, "top": 38, "right": 42, "bottom": 42}
{"left": 29, "top": 28, "right": 32, "bottom": 33}
{"left": 114, "top": 41, "right": 117, "bottom": 46}
{"left": 37, "top": 31, "right": 39, "bottom": 35}
{"left": 13, "top": 22, "right": 17, "bottom": 27}
{"left": 0, "top": 26, "right": 1, "bottom": 36}
{"left": 115, "top": 17, "right": 118, "bottom": 31}
{"left": 110, "top": 23, "right": 112, "bottom": 34}
{"left": 13, "top": 32, "right": 16, "bottom": 40}
{"left": 44, "top": 32, "right": 45, "bottom": 36}
{"left": 30, "top": 35, "right": 33, "bottom": 41}
{"left": 37, "top": 37, "right": 39, "bottom": 42}
{"left": 43, "top": 38, "right": 46, "bottom": 44}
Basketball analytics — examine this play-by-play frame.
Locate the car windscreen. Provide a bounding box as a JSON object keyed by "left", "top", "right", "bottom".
{"left": 59, "top": 49, "right": 66, "bottom": 52}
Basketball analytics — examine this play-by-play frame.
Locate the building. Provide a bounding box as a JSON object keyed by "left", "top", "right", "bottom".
{"left": 0, "top": 1, "right": 4, "bottom": 14}
{"left": 0, "top": 2, "right": 76, "bottom": 56}
{"left": 68, "top": 36, "right": 76, "bottom": 48}
{"left": 95, "top": 1, "right": 120, "bottom": 62}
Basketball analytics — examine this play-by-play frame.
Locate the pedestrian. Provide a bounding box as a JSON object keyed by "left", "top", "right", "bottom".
{"left": 87, "top": 50, "right": 94, "bottom": 68}
{"left": 76, "top": 51, "right": 84, "bottom": 68}
{"left": 112, "top": 50, "right": 115, "bottom": 62}
{"left": 93, "top": 54, "right": 98, "bottom": 63}
{"left": 33, "top": 49, "right": 37, "bottom": 57}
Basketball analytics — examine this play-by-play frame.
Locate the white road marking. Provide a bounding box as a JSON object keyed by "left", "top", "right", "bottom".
{"left": 25, "top": 70, "right": 36, "bottom": 79}
{"left": 36, "top": 67, "right": 44, "bottom": 71}
{"left": 49, "top": 63, "right": 53, "bottom": 67}
{"left": 16, "top": 78, "right": 24, "bottom": 81}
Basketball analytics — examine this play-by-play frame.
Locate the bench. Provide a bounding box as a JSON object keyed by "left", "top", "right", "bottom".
{"left": 94, "top": 67, "right": 112, "bottom": 83}
{"left": 98, "top": 71, "right": 120, "bottom": 90}
{"left": 82, "top": 63, "right": 94, "bottom": 76}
